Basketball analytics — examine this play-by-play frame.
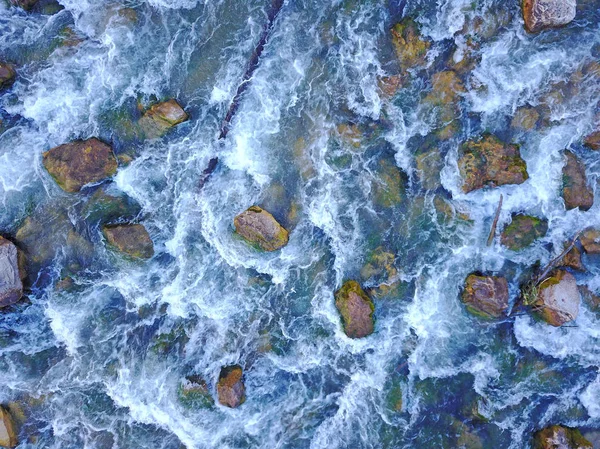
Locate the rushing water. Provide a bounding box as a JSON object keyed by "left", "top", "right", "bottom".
{"left": 1, "top": 0, "right": 600, "bottom": 448}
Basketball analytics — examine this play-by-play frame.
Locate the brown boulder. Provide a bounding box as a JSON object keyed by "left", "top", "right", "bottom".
{"left": 0, "top": 63, "right": 16, "bottom": 90}
{"left": 334, "top": 280, "right": 375, "bottom": 338}
{"left": 584, "top": 131, "right": 600, "bottom": 150}
{"left": 562, "top": 245, "right": 585, "bottom": 271}
{"left": 42, "top": 138, "right": 117, "bottom": 193}
{"left": 562, "top": 151, "right": 593, "bottom": 211}
{"left": 462, "top": 274, "right": 509, "bottom": 318}
{"left": 0, "top": 406, "right": 17, "bottom": 448}
{"left": 458, "top": 134, "right": 528, "bottom": 193}
{"left": 139, "top": 99, "right": 188, "bottom": 139}
{"left": 390, "top": 18, "right": 431, "bottom": 73}
{"left": 102, "top": 224, "right": 154, "bottom": 259}
{"left": 234, "top": 206, "right": 289, "bottom": 251}
{"left": 533, "top": 425, "right": 592, "bottom": 449}
{"left": 535, "top": 270, "right": 580, "bottom": 326}
{"left": 500, "top": 214, "right": 548, "bottom": 250}
{"left": 0, "top": 237, "right": 23, "bottom": 309}
{"left": 522, "top": 0, "right": 577, "bottom": 33}
{"left": 9, "top": 0, "right": 38, "bottom": 10}
{"left": 217, "top": 365, "right": 245, "bottom": 408}
{"left": 580, "top": 229, "right": 600, "bottom": 254}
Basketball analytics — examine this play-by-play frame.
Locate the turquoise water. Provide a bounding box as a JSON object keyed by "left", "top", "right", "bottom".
{"left": 1, "top": 0, "right": 600, "bottom": 448}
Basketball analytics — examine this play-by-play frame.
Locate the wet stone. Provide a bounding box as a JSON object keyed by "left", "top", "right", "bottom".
{"left": 562, "top": 245, "right": 585, "bottom": 271}
{"left": 535, "top": 270, "right": 580, "bottom": 327}
{"left": 533, "top": 425, "right": 592, "bottom": 449}
{"left": 500, "top": 214, "right": 548, "bottom": 251}
{"left": 139, "top": 99, "right": 189, "bottom": 139}
{"left": 458, "top": 134, "right": 528, "bottom": 193}
{"left": 102, "top": 224, "right": 154, "bottom": 259}
{"left": 580, "top": 228, "right": 600, "bottom": 254}
{"left": 42, "top": 138, "right": 118, "bottom": 193}
{"left": 334, "top": 280, "right": 375, "bottom": 338}
{"left": 9, "top": 0, "right": 38, "bottom": 10}
{"left": 0, "top": 237, "right": 23, "bottom": 309}
{"left": 234, "top": 206, "right": 289, "bottom": 252}
{"left": 217, "top": 365, "right": 245, "bottom": 408}
{"left": 390, "top": 18, "right": 431, "bottom": 73}
{"left": 179, "top": 375, "right": 214, "bottom": 408}
{"left": 0, "top": 63, "right": 16, "bottom": 90}
{"left": 522, "top": 0, "right": 577, "bottom": 33}
{"left": 511, "top": 106, "right": 540, "bottom": 130}
{"left": 0, "top": 406, "right": 17, "bottom": 448}
{"left": 462, "top": 274, "right": 509, "bottom": 319}
{"left": 562, "top": 151, "right": 593, "bottom": 211}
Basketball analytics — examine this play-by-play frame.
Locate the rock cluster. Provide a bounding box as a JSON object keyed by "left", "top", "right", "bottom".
{"left": 334, "top": 281, "right": 375, "bottom": 338}
{"left": 462, "top": 274, "right": 509, "bottom": 318}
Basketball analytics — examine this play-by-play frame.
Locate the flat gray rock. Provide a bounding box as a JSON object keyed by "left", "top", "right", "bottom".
{"left": 0, "top": 237, "right": 23, "bottom": 308}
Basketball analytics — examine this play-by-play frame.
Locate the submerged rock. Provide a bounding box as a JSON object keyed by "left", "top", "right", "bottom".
{"left": 82, "top": 186, "right": 142, "bottom": 226}
{"left": 378, "top": 74, "right": 403, "bottom": 98}
{"left": 42, "top": 138, "right": 118, "bottom": 193}
{"left": 422, "top": 71, "right": 465, "bottom": 139}
{"left": 533, "top": 425, "right": 592, "bottom": 449}
{"left": 234, "top": 206, "right": 289, "bottom": 251}
{"left": 372, "top": 159, "right": 407, "bottom": 208}
{"left": 462, "top": 274, "right": 509, "bottom": 319}
{"left": 102, "top": 224, "right": 154, "bottom": 259}
{"left": 522, "top": 0, "right": 577, "bottom": 33}
{"left": 580, "top": 228, "right": 600, "bottom": 254}
{"left": 179, "top": 375, "right": 214, "bottom": 408}
{"left": 390, "top": 18, "right": 431, "bottom": 73}
{"left": 0, "top": 237, "right": 23, "bottom": 309}
{"left": 500, "top": 214, "right": 548, "bottom": 250}
{"left": 0, "top": 63, "right": 16, "bottom": 90}
{"left": 584, "top": 130, "right": 600, "bottom": 150}
{"left": 139, "top": 99, "right": 189, "bottom": 139}
{"left": 9, "top": 0, "right": 38, "bottom": 10}
{"left": 0, "top": 406, "right": 17, "bottom": 448}
{"left": 511, "top": 106, "right": 541, "bottom": 130}
{"left": 458, "top": 134, "right": 528, "bottom": 193}
{"left": 562, "top": 151, "right": 593, "bottom": 211}
{"left": 217, "top": 365, "right": 245, "bottom": 408}
{"left": 415, "top": 148, "right": 443, "bottom": 191}
{"left": 562, "top": 245, "right": 585, "bottom": 271}
{"left": 334, "top": 280, "right": 375, "bottom": 338}
{"left": 535, "top": 270, "right": 580, "bottom": 327}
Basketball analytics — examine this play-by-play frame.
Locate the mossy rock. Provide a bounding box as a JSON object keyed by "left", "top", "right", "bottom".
{"left": 102, "top": 224, "right": 154, "bottom": 259}
{"left": 500, "top": 214, "right": 548, "bottom": 250}
{"left": 462, "top": 274, "right": 509, "bottom": 319}
{"left": 334, "top": 280, "right": 375, "bottom": 338}
{"left": 372, "top": 159, "right": 407, "bottom": 208}
{"left": 82, "top": 187, "right": 142, "bottom": 226}
{"left": 178, "top": 375, "right": 214, "bottom": 409}
{"left": 533, "top": 425, "right": 592, "bottom": 449}
{"left": 234, "top": 206, "right": 289, "bottom": 252}
{"left": 391, "top": 18, "right": 431, "bottom": 73}
{"left": 138, "top": 99, "right": 189, "bottom": 139}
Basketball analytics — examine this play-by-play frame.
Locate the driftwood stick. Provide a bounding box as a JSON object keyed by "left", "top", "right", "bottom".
{"left": 487, "top": 194, "right": 503, "bottom": 246}
{"left": 535, "top": 230, "right": 583, "bottom": 284}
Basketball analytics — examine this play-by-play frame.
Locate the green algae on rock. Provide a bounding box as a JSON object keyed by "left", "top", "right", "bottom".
{"left": 0, "top": 237, "right": 23, "bottom": 309}
{"left": 139, "top": 99, "right": 189, "bottom": 139}
{"left": 562, "top": 151, "right": 593, "bottom": 211}
{"left": 533, "top": 425, "right": 592, "bottom": 449}
{"left": 102, "top": 224, "right": 154, "bottom": 259}
{"left": 500, "top": 214, "right": 548, "bottom": 251}
{"left": 335, "top": 280, "right": 375, "bottom": 338}
{"left": 0, "top": 406, "right": 17, "bottom": 448}
{"left": 42, "top": 138, "right": 118, "bottom": 193}
{"left": 462, "top": 274, "right": 509, "bottom": 319}
{"left": 217, "top": 365, "right": 245, "bottom": 408}
{"left": 234, "top": 206, "right": 289, "bottom": 252}
{"left": 178, "top": 375, "right": 214, "bottom": 409}
{"left": 390, "top": 18, "right": 431, "bottom": 73}
{"left": 458, "top": 134, "right": 528, "bottom": 193}
{"left": 372, "top": 159, "right": 407, "bottom": 208}
{"left": 0, "top": 63, "right": 16, "bottom": 91}
{"left": 534, "top": 270, "right": 580, "bottom": 327}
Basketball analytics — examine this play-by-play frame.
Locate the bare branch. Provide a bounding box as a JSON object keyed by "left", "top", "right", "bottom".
{"left": 487, "top": 194, "right": 503, "bottom": 247}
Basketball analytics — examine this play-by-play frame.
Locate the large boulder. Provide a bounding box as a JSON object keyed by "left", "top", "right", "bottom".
{"left": 580, "top": 228, "right": 600, "bottom": 254}
{"left": 102, "top": 224, "right": 154, "bottom": 259}
{"left": 462, "top": 274, "right": 509, "bottom": 318}
{"left": 534, "top": 270, "right": 580, "bottom": 326}
{"left": 390, "top": 18, "right": 431, "bottom": 73}
{"left": 562, "top": 151, "right": 593, "bottom": 211}
{"left": 500, "top": 214, "right": 548, "bottom": 250}
{"left": 334, "top": 280, "right": 375, "bottom": 338}
{"left": 0, "top": 237, "right": 23, "bottom": 309}
{"left": 0, "top": 406, "right": 17, "bottom": 448}
{"left": 0, "top": 63, "right": 16, "bottom": 90}
{"left": 533, "top": 425, "right": 592, "bottom": 449}
{"left": 42, "top": 138, "right": 118, "bottom": 193}
{"left": 458, "top": 134, "right": 528, "bottom": 193}
{"left": 217, "top": 365, "right": 245, "bottom": 408}
{"left": 522, "top": 0, "right": 577, "bottom": 33}
{"left": 139, "top": 99, "right": 189, "bottom": 139}
{"left": 234, "top": 206, "right": 289, "bottom": 251}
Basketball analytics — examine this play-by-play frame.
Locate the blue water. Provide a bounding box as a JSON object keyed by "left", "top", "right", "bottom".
{"left": 1, "top": 0, "right": 600, "bottom": 448}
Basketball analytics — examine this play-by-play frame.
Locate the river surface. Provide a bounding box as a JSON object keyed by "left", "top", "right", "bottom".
{"left": 1, "top": 0, "right": 600, "bottom": 448}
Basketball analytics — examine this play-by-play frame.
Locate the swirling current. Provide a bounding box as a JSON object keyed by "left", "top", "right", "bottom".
{"left": 1, "top": 0, "right": 600, "bottom": 448}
